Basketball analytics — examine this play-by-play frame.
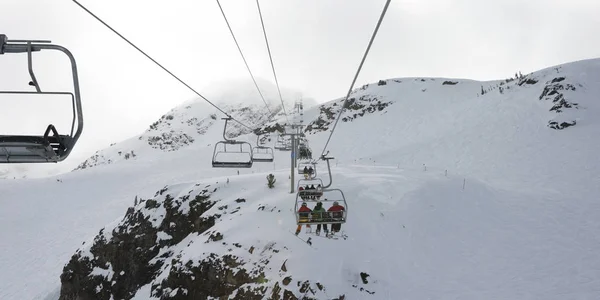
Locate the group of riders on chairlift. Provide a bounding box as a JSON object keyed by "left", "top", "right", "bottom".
{"left": 296, "top": 199, "right": 345, "bottom": 237}
{"left": 302, "top": 165, "right": 314, "bottom": 178}
{"left": 296, "top": 163, "right": 345, "bottom": 237}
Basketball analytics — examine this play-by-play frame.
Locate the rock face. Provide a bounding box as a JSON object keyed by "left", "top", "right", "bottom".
{"left": 58, "top": 181, "right": 340, "bottom": 300}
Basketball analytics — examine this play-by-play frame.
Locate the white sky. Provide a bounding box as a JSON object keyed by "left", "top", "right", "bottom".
{"left": 1, "top": 0, "right": 599, "bottom": 176}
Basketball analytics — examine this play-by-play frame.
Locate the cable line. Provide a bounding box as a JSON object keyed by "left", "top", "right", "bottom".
{"left": 72, "top": 0, "right": 255, "bottom": 132}
{"left": 255, "top": 0, "right": 289, "bottom": 124}
{"left": 216, "top": 0, "right": 274, "bottom": 122}
{"left": 319, "top": 0, "right": 391, "bottom": 158}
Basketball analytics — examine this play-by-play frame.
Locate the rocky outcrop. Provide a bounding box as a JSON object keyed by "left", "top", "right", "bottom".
{"left": 58, "top": 182, "right": 341, "bottom": 300}
{"left": 538, "top": 76, "right": 580, "bottom": 130}
{"left": 305, "top": 95, "right": 393, "bottom": 134}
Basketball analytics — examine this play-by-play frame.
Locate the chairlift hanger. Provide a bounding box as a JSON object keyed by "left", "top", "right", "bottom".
{"left": 252, "top": 134, "right": 274, "bottom": 162}
{"left": 0, "top": 35, "right": 84, "bottom": 163}
{"left": 212, "top": 117, "right": 253, "bottom": 168}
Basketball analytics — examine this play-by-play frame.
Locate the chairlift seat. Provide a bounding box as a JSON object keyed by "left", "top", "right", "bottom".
{"left": 252, "top": 145, "right": 274, "bottom": 163}
{"left": 0, "top": 124, "right": 71, "bottom": 163}
{"left": 212, "top": 160, "right": 253, "bottom": 168}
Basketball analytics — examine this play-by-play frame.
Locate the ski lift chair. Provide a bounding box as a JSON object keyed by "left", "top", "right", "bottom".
{"left": 298, "top": 145, "right": 312, "bottom": 160}
{"left": 296, "top": 177, "right": 324, "bottom": 200}
{"left": 294, "top": 188, "right": 348, "bottom": 226}
{"left": 297, "top": 161, "right": 317, "bottom": 177}
{"left": 212, "top": 117, "right": 253, "bottom": 168}
{"left": 252, "top": 135, "right": 274, "bottom": 162}
{"left": 0, "top": 35, "right": 83, "bottom": 163}
{"left": 274, "top": 134, "right": 290, "bottom": 151}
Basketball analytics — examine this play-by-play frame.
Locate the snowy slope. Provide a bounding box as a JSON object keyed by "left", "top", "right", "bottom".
{"left": 1, "top": 58, "right": 600, "bottom": 299}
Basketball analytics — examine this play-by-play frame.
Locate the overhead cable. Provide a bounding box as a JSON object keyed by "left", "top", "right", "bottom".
{"left": 72, "top": 0, "right": 255, "bottom": 131}
{"left": 319, "top": 0, "right": 391, "bottom": 158}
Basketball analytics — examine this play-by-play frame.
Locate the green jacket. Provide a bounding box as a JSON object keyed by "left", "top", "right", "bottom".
{"left": 312, "top": 206, "right": 326, "bottom": 219}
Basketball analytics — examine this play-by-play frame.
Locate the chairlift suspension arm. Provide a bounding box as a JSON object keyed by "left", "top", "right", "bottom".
{"left": 320, "top": 152, "right": 334, "bottom": 189}
{"left": 221, "top": 117, "right": 234, "bottom": 142}
{"left": 26, "top": 43, "right": 42, "bottom": 92}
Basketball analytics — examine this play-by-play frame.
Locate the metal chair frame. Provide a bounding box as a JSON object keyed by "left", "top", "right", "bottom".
{"left": 212, "top": 117, "right": 253, "bottom": 168}
{"left": 252, "top": 134, "right": 274, "bottom": 162}
{"left": 0, "top": 35, "right": 83, "bottom": 163}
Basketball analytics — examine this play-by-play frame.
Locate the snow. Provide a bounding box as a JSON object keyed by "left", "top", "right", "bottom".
{"left": 2, "top": 57, "right": 600, "bottom": 299}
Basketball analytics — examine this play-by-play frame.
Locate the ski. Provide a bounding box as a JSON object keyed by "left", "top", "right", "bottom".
{"left": 290, "top": 230, "right": 317, "bottom": 248}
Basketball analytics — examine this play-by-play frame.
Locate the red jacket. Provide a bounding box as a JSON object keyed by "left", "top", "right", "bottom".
{"left": 298, "top": 205, "right": 311, "bottom": 218}
{"left": 328, "top": 205, "right": 345, "bottom": 218}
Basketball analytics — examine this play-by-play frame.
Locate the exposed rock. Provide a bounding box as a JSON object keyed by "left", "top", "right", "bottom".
{"left": 59, "top": 182, "right": 337, "bottom": 300}
{"left": 59, "top": 185, "right": 218, "bottom": 300}
{"left": 538, "top": 77, "right": 580, "bottom": 129}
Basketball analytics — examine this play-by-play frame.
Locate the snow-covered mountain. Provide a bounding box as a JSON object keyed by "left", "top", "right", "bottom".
{"left": 2, "top": 58, "right": 600, "bottom": 300}
{"left": 72, "top": 78, "right": 315, "bottom": 171}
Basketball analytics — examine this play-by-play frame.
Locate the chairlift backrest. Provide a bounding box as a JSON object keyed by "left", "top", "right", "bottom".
{"left": 0, "top": 35, "right": 83, "bottom": 163}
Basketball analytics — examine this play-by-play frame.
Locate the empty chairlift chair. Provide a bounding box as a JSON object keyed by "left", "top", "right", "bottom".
{"left": 252, "top": 134, "right": 274, "bottom": 162}
{"left": 274, "top": 134, "right": 291, "bottom": 151}
{"left": 212, "top": 117, "right": 253, "bottom": 168}
{"left": 0, "top": 35, "right": 84, "bottom": 163}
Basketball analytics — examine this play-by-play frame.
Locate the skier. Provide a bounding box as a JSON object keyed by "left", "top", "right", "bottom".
{"left": 309, "top": 184, "right": 316, "bottom": 200}
{"left": 296, "top": 202, "right": 312, "bottom": 235}
{"left": 308, "top": 166, "right": 314, "bottom": 177}
{"left": 316, "top": 184, "right": 323, "bottom": 200}
{"left": 311, "top": 201, "right": 328, "bottom": 235}
{"left": 298, "top": 186, "right": 306, "bottom": 200}
{"left": 328, "top": 201, "right": 345, "bottom": 233}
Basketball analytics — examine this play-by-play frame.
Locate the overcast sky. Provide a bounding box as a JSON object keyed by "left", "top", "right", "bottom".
{"left": 1, "top": 0, "right": 599, "bottom": 176}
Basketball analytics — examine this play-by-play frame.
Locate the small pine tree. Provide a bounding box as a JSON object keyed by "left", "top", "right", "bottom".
{"left": 267, "top": 174, "right": 276, "bottom": 188}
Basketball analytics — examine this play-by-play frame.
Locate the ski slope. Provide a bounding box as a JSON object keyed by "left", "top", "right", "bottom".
{"left": 1, "top": 58, "right": 600, "bottom": 299}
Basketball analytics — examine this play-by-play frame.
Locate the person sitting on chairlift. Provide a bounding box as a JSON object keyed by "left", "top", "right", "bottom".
{"left": 328, "top": 201, "right": 345, "bottom": 233}
{"left": 309, "top": 184, "right": 316, "bottom": 200}
{"left": 296, "top": 202, "right": 312, "bottom": 235}
{"left": 298, "top": 186, "right": 307, "bottom": 201}
{"left": 311, "top": 201, "right": 328, "bottom": 236}
{"left": 316, "top": 184, "right": 323, "bottom": 200}
{"left": 308, "top": 166, "right": 314, "bottom": 176}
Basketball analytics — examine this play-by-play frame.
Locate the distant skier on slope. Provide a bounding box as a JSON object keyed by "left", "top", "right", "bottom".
{"left": 296, "top": 202, "right": 312, "bottom": 235}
